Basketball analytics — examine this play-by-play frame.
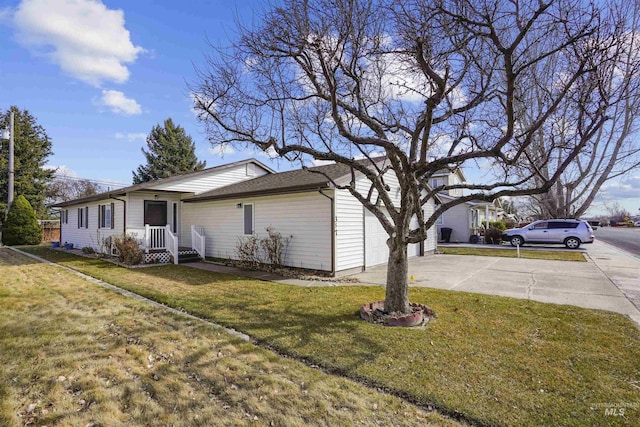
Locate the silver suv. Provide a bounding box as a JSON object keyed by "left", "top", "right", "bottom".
{"left": 502, "top": 219, "right": 594, "bottom": 249}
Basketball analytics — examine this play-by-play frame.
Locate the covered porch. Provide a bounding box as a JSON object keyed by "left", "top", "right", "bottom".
{"left": 125, "top": 224, "right": 206, "bottom": 264}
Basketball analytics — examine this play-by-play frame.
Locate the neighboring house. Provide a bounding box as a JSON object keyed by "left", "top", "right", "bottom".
{"left": 55, "top": 158, "right": 437, "bottom": 275}
{"left": 430, "top": 168, "right": 503, "bottom": 242}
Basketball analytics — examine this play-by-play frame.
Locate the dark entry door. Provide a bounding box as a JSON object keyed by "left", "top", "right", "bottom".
{"left": 144, "top": 201, "right": 168, "bottom": 226}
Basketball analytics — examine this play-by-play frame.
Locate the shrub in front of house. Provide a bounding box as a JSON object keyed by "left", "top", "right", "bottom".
{"left": 113, "top": 234, "right": 144, "bottom": 265}
{"left": 236, "top": 226, "right": 292, "bottom": 269}
{"left": 1, "top": 195, "right": 43, "bottom": 246}
{"left": 489, "top": 221, "right": 507, "bottom": 231}
{"left": 484, "top": 227, "right": 503, "bottom": 245}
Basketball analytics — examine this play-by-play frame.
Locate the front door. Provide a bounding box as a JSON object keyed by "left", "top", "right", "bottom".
{"left": 144, "top": 200, "right": 167, "bottom": 226}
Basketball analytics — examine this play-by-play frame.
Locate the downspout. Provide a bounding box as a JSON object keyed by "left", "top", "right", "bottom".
{"left": 110, "top": 196, "right": 127, "bottom": 234}
{"left": 58, "top": 209, "right": 63, "bottom": 245}
{"left": 318, "top": 188, "right": 335, "bottom": 276}
{"left": 485, "top": 204, "right": 490, "bottom": 230}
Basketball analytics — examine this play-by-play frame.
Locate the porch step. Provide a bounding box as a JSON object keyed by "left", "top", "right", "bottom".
{"left": 178, "top": 249, "right": 201, "bottom": 264}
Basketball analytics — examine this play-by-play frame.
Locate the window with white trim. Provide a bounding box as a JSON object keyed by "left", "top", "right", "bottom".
{"left": 436, "top": 213, "right": 444, "bottom": 225}
{"left": 62, "top": 209, "right": 68, "bottom": 224}
{"left": 431, "top": 178, "right": 444, "bottom": 189}
{"left": 77, "top": 207, "right": 88, "bottom": 229}
{"left": 98, "top": 203, "right": 114, "bottom": 229}
{"left": 243, "top": 203, "right": 254, "bottom": 235}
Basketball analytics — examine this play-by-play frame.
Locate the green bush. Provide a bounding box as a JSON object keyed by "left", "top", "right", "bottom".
{"left": 489, "top": 221, "right": 507, "bottom": 231}
{"left": 1, "top": 195, "right": 42, "bottom": 245}
{"left": 484, "top": 227, "right": 503, "bottom": 244}
{"left": 113, "top": 234, "right": 144, "bottom": 265}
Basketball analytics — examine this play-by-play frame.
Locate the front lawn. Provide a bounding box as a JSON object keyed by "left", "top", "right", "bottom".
{"left": 0, "top": 248, "right": 453, "bottom": 426}
{"left": 19, "top": 247, "right": 640, "bottom": 426}
{"left": 439, "top": 246, "right": 587, "bottom": 261}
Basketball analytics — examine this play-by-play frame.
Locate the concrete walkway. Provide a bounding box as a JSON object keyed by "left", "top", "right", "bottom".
{"left": 352, "top": 240, "right": 640, "bottom": 325}
{"left": 185, "top": 240, "right": 640, "bottom": 325}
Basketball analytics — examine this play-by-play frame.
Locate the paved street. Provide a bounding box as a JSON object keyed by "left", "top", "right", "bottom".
{"left": 592, "top": 226, "right": 640, "bottom": 257}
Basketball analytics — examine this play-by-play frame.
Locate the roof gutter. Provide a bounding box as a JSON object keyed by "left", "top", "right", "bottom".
{"left": 185, "top": 182, "right": 331, "bottom": 203}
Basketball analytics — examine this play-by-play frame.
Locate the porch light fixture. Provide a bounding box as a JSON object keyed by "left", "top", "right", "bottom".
{"left": 154, "top": 194, "right": 159, "bottom": 200}
{"left": 236, "top": 203, "right": 243, "bottom": 208}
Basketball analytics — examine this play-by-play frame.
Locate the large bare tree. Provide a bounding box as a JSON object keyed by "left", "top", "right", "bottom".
{"left": 519, "top": 1, "right": 640, "bottom": 219}
{"left": 192, "top": 0, "right": 622, "bottom": 315}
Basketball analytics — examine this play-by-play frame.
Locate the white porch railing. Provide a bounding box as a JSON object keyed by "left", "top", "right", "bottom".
{"left": 191, "top": 225, "right": 206, "bottom": 259}
{"left": 165, "top": 225, "right": 179, "bottom": 265}
{"left": 144, "top": 224, "right": 178, "bottom": 264}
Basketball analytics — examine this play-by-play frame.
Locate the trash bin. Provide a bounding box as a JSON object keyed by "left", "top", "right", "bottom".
{"left": 440, "top": 227, "right": 452, "bottom": 243}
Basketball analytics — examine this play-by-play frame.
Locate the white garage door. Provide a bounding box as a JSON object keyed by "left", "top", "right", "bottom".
{"left": 365, "top": 210, "right": 390, "bottom": 267}
{"left": 365, "top": 210, "right": 421, "bottom": 268}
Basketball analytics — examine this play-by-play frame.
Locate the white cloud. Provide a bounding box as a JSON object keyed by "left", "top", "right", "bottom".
{"left": 311, "top": 159, "right": 335, "bottom": 166}
{"left": 115, "top": 132, "right": 146, "bottom": 142}
{"left": 45, "top": 165, "right": 78, "bottom": 177}
{"left": 12, "top": 0, "right": 143, "bottom": 86}
{"left": 95, "top": 89, "right": 141, "bottom": 115}
{"left": 599, "top": 176, "right": 640, "bottom": 201}
{"left": 209, "top": 145, "right": 236, "bottom": 156}
{"left": 243, "top": 147, "right": 279, "bottom": 159}
{"left": 256, "top": 146, "right": 278, "bottom": 159}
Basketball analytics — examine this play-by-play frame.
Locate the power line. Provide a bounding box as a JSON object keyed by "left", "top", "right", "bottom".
{"left": 52, "top": 173, "right": 128, "bottom": 188}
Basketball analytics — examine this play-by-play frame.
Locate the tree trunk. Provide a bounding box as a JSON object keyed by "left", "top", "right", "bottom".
{"left": 384, "top": 235, "right": 410, "bottom": 314}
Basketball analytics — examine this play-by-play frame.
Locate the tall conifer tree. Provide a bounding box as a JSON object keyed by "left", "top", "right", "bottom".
{"left": 132, "top": 118, "right": 206, "bottom": 184}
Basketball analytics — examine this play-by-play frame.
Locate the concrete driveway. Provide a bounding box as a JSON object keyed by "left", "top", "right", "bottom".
{"left": 350, "top": 241, "right": 640, "bottom": 325}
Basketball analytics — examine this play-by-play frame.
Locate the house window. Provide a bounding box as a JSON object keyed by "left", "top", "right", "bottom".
{"left": 436, "top": 214, "right": 444, "bottom": 225}
{"left": 99, "top": 203, "right": 114, "bottom": 229}
{"left": 172, "top": 203, "right": 178, "bottom": 233}
{"left": 77, "top": 206, "right": 89, "bottom": 229}
{"left": 246, "top": 163, "right": 256, "bottom": 176}
{"left": 243, "top": 203, "right": 254, "bottom": 235}
{"left": 62, "top": 209, "right": 68, "bottom": 224}
{"left": 431, "top": 178, "right": 444, "bottom": 189}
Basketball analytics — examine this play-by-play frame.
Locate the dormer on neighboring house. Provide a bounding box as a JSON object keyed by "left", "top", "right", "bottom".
{"left": 429, "top": 168, "right": 467, "bottom": 197}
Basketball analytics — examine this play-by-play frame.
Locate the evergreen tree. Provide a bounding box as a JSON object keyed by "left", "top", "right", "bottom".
{"left": 132, "top": 118, "right": 206, "bottom": 184}
{"left": 2, "top": 194, "right": 42, "bottom": 245}
{"left": 0, "top": 106, "right": 55, "bottom": 219}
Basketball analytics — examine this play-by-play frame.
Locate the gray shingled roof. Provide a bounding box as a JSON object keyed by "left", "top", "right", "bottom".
{"left": 53, "top": 158, "right": 275, "bottom": 207}
{"left": 184, "top": 162, "right": 356, "bottom": 203}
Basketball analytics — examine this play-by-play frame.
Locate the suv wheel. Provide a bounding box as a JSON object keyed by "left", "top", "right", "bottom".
{"left": 564, "top": 237, "right": 581, "bottom": 249}
{"left": 510, "top": 236, "right": 524, "bottom": 247}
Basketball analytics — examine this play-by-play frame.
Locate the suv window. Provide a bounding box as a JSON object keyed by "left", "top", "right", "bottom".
{"left": 532, "top": 222, "right": 548, "bottom": 230}
{"left": 549, "top": 221, "right": 579, "bottom": 229}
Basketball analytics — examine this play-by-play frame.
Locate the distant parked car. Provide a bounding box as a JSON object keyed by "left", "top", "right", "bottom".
{"left": 635, "top": 221, "right": 640, "bottom": 227}
{"left": 502, "top": 219, "right": 595, "bottom": 249}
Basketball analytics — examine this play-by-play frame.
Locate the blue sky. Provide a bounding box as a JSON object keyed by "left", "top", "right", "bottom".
{"left": 0, "top": 0, "right": 638, "bottom": 216}
{"left": 0, "top": 0, "right": 274, "bottom": 189}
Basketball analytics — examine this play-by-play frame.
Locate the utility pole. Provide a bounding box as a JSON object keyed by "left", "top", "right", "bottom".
{"left": 8, "top": 110, "right": 14, "bottom": 211}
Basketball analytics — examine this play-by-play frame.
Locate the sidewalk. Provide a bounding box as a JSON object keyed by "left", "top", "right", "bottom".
{"left": 586, "top": 240, "right": 640, "bottom": 315}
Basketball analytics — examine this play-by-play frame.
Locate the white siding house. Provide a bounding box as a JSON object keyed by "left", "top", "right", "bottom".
{"left": 55, "top": 158, "right": 436, "bottom": 273}
{"left": 55, "top": 159, "right": 274, "bottom": 261}
{"left": 181, "top": 192, "right": 333, "bottom": 271}
{"left": 184, "top": 160, "right": 437, "bottom": 275}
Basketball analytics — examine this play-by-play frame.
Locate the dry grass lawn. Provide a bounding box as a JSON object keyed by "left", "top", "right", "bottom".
{"left": 16, "top": 246, "right": 640, "bottom": 426}
{"left": 0, "top": 248, "right": 458, "bottom": 426}
{"left": 438, "top": 246, "right": 587, "bottom": 261}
